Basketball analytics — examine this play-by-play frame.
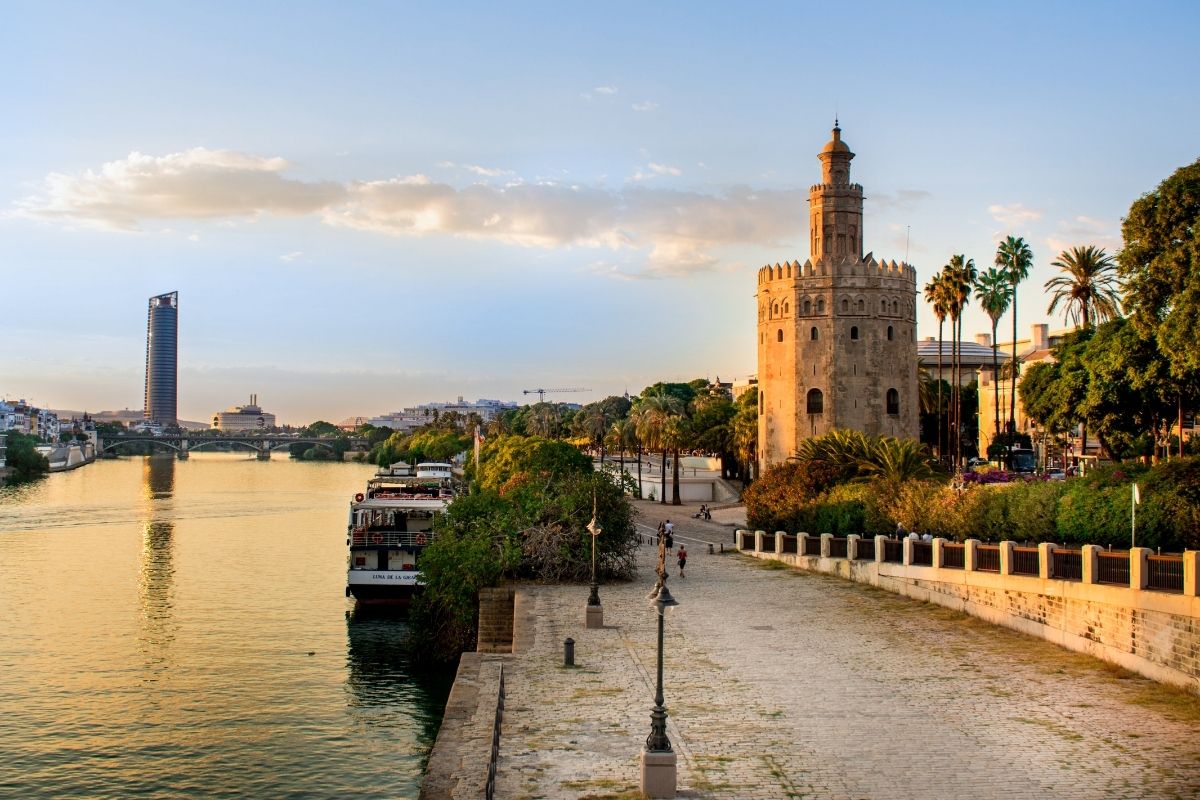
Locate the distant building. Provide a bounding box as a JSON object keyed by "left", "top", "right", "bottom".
{"left": 144, "top": 291, "right": 179, "bottom": 426}
{"left": 366, "top": 397, "right": 518, "bottom": 431}
{"left": 756, "top": 124, "right": 919, "bottom": 471}
{"left": 0, "top": 432, "right": 6, "bottom": 468}
{"left": 917, "top": 335, "right": 1004, "bottom": 386}
{"left": 0, "top": 399, "right": 59, "bottom": 441}
{"left": 212, "top": 395, "right": 277, "bottom": 431}
{"left": 731, "top": 376, "right": 758, "bottom": 402}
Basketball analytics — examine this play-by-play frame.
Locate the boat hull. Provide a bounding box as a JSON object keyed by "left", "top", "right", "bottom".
{"left": 347, "top": 569, "right": 421, "bottom": 605}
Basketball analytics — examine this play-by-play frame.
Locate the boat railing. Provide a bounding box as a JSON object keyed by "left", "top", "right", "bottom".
{"left": 365, "top": 490, "right": 451, "bottom": 501}
{"left": 349, "top": 529, "right": 435, "bottom": 548}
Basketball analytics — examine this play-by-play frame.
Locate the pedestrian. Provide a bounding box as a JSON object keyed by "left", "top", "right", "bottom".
{"left": 665, "top": 530, "right": 674, "bottom": 553}
{"left": 677, "top": 545, "right": 687, "bottom": 578}
{"left": 664, "top": 518, "right": 674, "bottom": 538}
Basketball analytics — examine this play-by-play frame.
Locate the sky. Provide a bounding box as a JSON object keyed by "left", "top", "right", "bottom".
{"left": 2, "top": 1, "right": 1198, "bottom": 425}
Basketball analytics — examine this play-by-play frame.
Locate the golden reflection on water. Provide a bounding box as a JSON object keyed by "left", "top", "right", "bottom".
{"left": 0, "top": 454, "right": 449, "bottom": 799}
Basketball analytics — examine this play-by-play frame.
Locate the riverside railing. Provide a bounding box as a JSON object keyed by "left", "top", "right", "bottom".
{"left": 732, "top": 531, "right": 1197, "bottom": 597}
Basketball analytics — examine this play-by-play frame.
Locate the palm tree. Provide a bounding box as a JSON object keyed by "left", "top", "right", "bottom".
{"left": 1046, "top": 246, "right": 1121, "bottom": 329}
{"left": 663, "top": 416, "right": 687, "bottom": 506}
{"left": 730, "top": 394, "right": 758, "bottom": 483}
{"left": 627, "top": 405, "right": 647, "bottom": 498}
{"left": 923, "top": 273, "right": 949, "bottom": 459}
{"left": 943, "top": 255, "right": 977, "bottom": 469}
{"left": 636, "top": 393, "right": 683, "bottom": 504}
{"left": 974, "top": 267, "right": 1012, "bottom": 441}
{"left": 995, "top": 235, "right": 1033, "bottom": 434}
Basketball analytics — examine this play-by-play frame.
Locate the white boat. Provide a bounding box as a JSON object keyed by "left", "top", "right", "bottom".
{"left": 345, "top": 462, "right": 455, "bottom": 605}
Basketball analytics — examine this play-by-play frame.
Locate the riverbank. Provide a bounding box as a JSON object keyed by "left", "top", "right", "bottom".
{"left": 422, "top": 506, "right": 1200, "bottom": 798}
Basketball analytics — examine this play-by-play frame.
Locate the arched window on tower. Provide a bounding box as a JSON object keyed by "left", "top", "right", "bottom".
{"left": 807, "top": 389, "right": 824, "bottom": 415}
{"left": 887, "top": 325, "right": 894, "bottom": 341}
{"left": 817, "top": 298, "right": 825, "bottom": 313}
{"left": 850, "top": 326, "right": 859, "bottom": 340}
{"left": 772, "top": 302, "right": 779, "bottom": 318}
{"left": 803, "top": 299, "right": 811, "bottom": 315}
{"left": 893, "top": 300, "right": 899, "bottom": 315}
{"left": 777, "top": 329, "right": 784, "bottom": 342}
{"left": 783, "top": 301, "right": 789, "bottom": 315}
{"left": 857, "top": 299, "right": 864, "bottom": 313}
{"left": 810, "top": 327, "right": 819, "bottom": 341}
{"left": 886, "top": 388, "right": 900, "bottom": 416}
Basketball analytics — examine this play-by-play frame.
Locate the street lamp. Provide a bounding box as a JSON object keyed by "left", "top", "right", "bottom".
{"left": 641, "top": 579, "right": 679, "bottom": 798}
{"left": 585, "top": 494, "right": 603, "bottom": 628}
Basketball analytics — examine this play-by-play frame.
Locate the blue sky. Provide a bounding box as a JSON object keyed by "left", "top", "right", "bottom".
{"left": 2, "top": 1, "right": 1197, "bottom": 424}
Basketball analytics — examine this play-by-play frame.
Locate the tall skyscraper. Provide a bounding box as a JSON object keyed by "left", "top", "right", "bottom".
{"left": 144, "top": 291, "right": 179, "bottom": 426}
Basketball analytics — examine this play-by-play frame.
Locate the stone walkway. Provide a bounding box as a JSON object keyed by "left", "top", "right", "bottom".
{"left": 493, "top": 508, "right": 1200, "bottom": 799}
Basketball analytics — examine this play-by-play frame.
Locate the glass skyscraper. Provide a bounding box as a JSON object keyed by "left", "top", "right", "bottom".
{"left": 144, "top": 292, "right": 178, "bottom": 426}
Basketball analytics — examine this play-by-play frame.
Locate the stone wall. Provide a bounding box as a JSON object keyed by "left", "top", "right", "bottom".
{"left": 477, "top": 586, "right": 515, "bottom": 653}
{"left": 737, "top": 531, "right": 1200, "bottom": 695}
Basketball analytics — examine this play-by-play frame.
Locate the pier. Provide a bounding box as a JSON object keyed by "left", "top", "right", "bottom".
{"left": 423, "top": 504, "right": 1200, "bottom": 799}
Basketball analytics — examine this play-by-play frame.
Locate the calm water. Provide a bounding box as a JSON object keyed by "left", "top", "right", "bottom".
{"left": 0, "top": 454, "right": 454, "bottom": 799}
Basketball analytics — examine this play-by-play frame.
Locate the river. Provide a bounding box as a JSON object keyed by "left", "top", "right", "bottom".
{"left": 0, "top": 454, "right": 453, "bottom": 799}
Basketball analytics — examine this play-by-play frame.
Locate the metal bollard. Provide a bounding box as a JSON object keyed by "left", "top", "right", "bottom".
{"left": 563, "top": 637, "right": 575, "bottom": 667}
{"left": 719, "top": 542, "right": 724, "bottom": 553}
{"left": 708, "top": 543, "right": 714, "bottom": 555}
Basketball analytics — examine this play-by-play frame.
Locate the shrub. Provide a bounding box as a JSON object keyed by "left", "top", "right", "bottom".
{"left": 1137, "top": 457, "right": 1200, "bottom": 551}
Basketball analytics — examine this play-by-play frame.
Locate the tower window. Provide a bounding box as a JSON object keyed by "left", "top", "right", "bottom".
{"left": 893, "top": 300, "right": 899, "bottom": 314}
{"left": 810, "top": 327, "right": 819, "bottom": 341}
{"left": 772, "top": 302, "right": 779, "bottom": 317}
{"left": 807, "top": 389, "right": 824, "bottom": 415}
{"left": 857, "top": 299, "right": 864, "bottom": 313}
{"left": 887, "top": 325, "right": 894, "bottom": 341}
{"left": 783, "top": 301, "right": 789, "bottom": 314}
{"left": 759, "top": 390, "right": 764, "bottom": 415}
{"left": 803, "top": 299, "right": 811, "bottom": 315}
{"left": 777, "top": 329, "right": 784, "bottom": 342}
{"left": 841, "top": 299, "right": 848, "bottom": 313}
{"left": 817, "top": 298, "right": 825, "bottom": 313}
{"left": 850, "top": 326, "right": 859, "bottom": 340}
{"left": 886, "top": 388, "right": 900, "bottom": 416}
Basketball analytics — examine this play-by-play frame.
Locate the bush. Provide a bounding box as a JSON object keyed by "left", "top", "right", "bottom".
{"left": 1137, "top": 457, "right": 1200, "bottom": 551}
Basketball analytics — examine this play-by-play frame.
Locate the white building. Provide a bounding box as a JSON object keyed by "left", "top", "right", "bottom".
{"left": 212, "top": 395, "right": 277, "bottom": 431}
{"left": 0, "top": 400, "right": 58, "bottom": 441}
{"left": 367, "top": 397, "right": 518, "bottom": 431}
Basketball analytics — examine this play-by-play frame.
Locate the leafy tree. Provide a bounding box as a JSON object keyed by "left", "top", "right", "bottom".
{"left": 1118, "top": 158, "right": 1200, "bottom": 449}
{"left": 1046, "top": 246, "right": 1122, "bottom": 329}
{"left": 471, "top": 434, "right": 591, "bottom": 492}
{"left": 3, "top": 432, "right": 50, "bottom": 485}
{"left": 301, "top": 420, "right": 339, "bottom": 437}
{"left": 996, "top": 235, "right": 1034, "bottom": 433}
{"left": 974, "top": 267, "right": 1011, "bottom": 439}
{"left": 730, "top": 389, "right": 759, "bottom": 483}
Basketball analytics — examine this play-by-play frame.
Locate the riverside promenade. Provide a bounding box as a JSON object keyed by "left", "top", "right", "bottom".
{"left": 429, "top": 503, "right": 1200, "bottom": 799}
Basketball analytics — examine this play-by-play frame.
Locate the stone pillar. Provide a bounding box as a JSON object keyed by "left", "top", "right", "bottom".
{"left": 641, "top": 750, "right": 677, "bottom": 798}
{"left": 1184, "top": 551, "right": 1199, "bottom": 597}
{"left": 874, "top": 535, "right": 887, "bottom": 563}
{"left": 902, "top": 537, "right": 913, "bottom": 566}
{"left": 999, "top": 541, "right": 1016, "bottom": 576}
{"left": 1129, "top": 547, "right": 1151, "bottom": 590}
{"left": 932, "top": 537, "right": 945, "bottom": 568}
{"left": 735, "top": 529, "right": 747, "bottom": 551}
{"left": 585, "top": 603, "right": 603, "bottom": 629}
{"left": 1038, "top": 542, "right": 1056, "bottom": 580}
{"left": 820, "top": 533, "right": 833, "bottom": 558}
{"left": 754, "top": 530, "right": 767, "bottom": 553}
{"left": 847, "top": 534, "right": 861, "bottom": 560}
{"left": 1081, "top": 544, "right": 1101, "bottom": 585}
{"left": 775, "top": 531, "right": 786, "bottom": 556}
{"left": 964, "top": 539, "right": 980, "bottom": 571}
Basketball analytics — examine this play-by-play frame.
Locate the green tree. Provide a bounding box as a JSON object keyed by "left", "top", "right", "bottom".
{"left": 3, "top": 432, "right": 50, "bottom": 485}
{"left": 301, "top": 420, "right": 339, "bottom": 437}
{"left": 1046, "top": 245, "right": 1122, "bottom": 329}
{"left": 974, "top": 266, "right": 1011, "bottom": 440}
{"left": 995, "top": 235, "right": 1034, "bottom": 433}
{"left": 730, "top": 389, "right": 759, "bottom": 484}
{"left": 1118, "top": 158, "right": 1200, "bottom": 452}
{"left": 636, "top": 391, "right": 684, "bottom": 505}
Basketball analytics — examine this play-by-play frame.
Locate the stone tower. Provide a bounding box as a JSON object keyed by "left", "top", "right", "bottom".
{"left": 756, "top": 124, "right": 918, "bottom": 469}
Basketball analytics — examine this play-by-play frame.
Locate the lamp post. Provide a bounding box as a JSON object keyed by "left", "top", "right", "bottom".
{"left": 585, "top": 493, "right": 603, "bottom": 627}
{"left": 641, "top": 579, "right": 679, "bottom": 798}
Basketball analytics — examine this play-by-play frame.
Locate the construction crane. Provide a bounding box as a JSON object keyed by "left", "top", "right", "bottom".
{"left": 522, "top": 387, "right": 590, "bottom": 403}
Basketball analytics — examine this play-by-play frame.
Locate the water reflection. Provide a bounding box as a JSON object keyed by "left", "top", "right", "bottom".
{"left": 345, "top": 609, "right": 454, "bottom": 747}
{"left": 139, "top": 457, "right": 176, "bottom": 674}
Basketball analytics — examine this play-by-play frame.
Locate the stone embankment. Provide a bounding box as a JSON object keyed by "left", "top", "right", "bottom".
{"left": 422, "top": 505, "right": 1200, "bottom": 799}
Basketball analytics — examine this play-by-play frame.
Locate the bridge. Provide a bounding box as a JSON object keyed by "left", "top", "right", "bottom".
{"left": 97, "top": 433, "right": 370, "bottom": 460}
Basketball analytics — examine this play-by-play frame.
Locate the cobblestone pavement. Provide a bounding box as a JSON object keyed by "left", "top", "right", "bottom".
{"left": 494, "top": 506, "right": 1200, "bottom": 799}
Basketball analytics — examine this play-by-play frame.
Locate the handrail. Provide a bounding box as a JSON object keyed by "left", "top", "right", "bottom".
{"left": 484, "top": 663, "right": 505, "bottom": 800}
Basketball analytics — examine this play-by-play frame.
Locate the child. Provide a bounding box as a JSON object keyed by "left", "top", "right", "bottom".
{"left": 677, "top": 545, "right": 687, "bottom": 578}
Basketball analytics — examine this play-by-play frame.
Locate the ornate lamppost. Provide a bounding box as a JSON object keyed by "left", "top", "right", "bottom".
{"left": 585, "top": 492, "right": 603, "bottom": 628}
{"left": 641, "top": 539, "right": 679, "bottom": 798}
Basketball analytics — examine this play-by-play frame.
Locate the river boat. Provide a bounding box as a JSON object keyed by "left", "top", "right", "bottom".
{"left": 346, "top": 462, "right": 455, "bottom": 604}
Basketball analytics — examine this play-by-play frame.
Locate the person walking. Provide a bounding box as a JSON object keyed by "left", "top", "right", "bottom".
{"left": 677, "top": 545, "right": 687, "bottom": 578}
{"left": 665, "top": 527, "right": 674, "bottom": 553}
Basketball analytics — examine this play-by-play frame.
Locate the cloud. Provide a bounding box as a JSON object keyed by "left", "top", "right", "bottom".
{"left": 580, "top": 85, "right": 619, "bottom": 100}
{"left": 632, "top": 101, "right": 659, "bottom": 112}
{"left": 630, "top": 162, "right": 683, "bottom": 182}
{"left": 16, "top": 147, "right": 344, "bottom": 231}
{"left": 1043, "top": 215, "right": 1121, "bottom": 256}
{"left": 438, "top": 161, "right": 514, "bottom": 178}
{"left": 987, "top": 202, "right": 1043, "bottom": 228}
{"left": 187, "top": 233, "right": 200, "bottom": 242}
{"left": 280, "top": 251, "right": 303, "bottom": 262}
{"left": 17, "top": 147, "right": 809, "bottom": 277}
